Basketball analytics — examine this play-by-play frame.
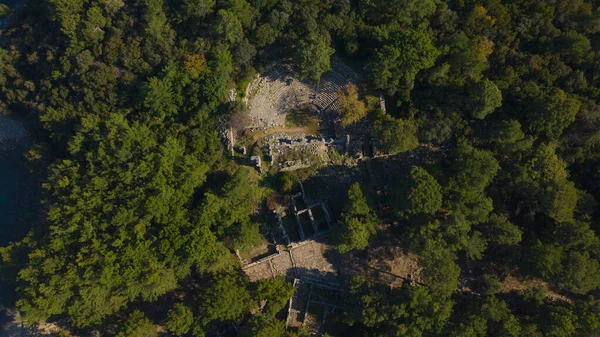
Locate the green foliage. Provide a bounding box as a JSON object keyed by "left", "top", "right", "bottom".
{"left": 442, "top": 213, "right": 471, "bottom": 252}
{"left": 14, "top": 114, "right": 221, "bottom": 327}
{"left": 395, "top": 166, "right": 443, "bottom": 216}
{"left": 294, "top": 30, "right": 335, "bottom": 81}
{"left": 447, "top": 144, "right": 499, "bottom": 224}
{"left": 560, "top": 251, "right": 600, "bottom": 294}
{"left": 451, "top": 144, "right": 499, "bottom": 196}
{"left": 201, "top": 273, "right": 253, "bottom": 325}
{"left": 214, "top": 10, "right": 244, "bottom": 45}
{"left": 197, "top": 168, "right": 261, "bottom": 242}
{"left": 524, "top": 220, "right": 600, "bottom": 294}
{"left": 0, "top": 4, "right": 10, "bottom": 18}
{"left": 182, "top": 0, "right": 215, "bottom": 19}
{"left": 347, "top": 276, "right": 453, "bottom": 336}
{"left": 419, "top": 243, "right": 461, "bottom": 297}
{"left": 337, "top": 183, "right": 378, "bottom": 253}
{"left": 487, "top": 120, "right": 533, "bottom": 153}
{"left": 467, "top": 79, "right": 502, "bottom": 119}
{"left": 466, "top": 230, "right": 488, "bottom": 260}
{"left": 554, "top": 31, "right": 591, "bottom": 63}
{"left": 473, "top": 274, "right": 503, "bottom": 296}
{"left": 526, "top": 241, "right": 564, "bottom": 280}
{"left": 482, "top": 214, "right": 522, "bottom": 246}
{"left": 539, "top": 305, "right": 578, "bottom": 337}
{"left": 368, "top": 28, "right": 440, "bottom": 95}
{"left": 278, "top": 172, "right": 298, "bottom": 193}
{"left": 240, "top": 314, "right": 286, "bottom": 337}
{"left": 116, "top": 310, "right": 157, "bottom": 337}
{"left": 373, "top": 114, "right": 419, "bottom": 154}
{"left": 524, "top": 143, "right": 579, "bottom": 222}
{"left": 526, "top": 87, "right": 581, "bottom": 140}
{"left": 166, "top": 303, "right": 194, "bottom": 335}
{"left": 231, "top": 221, "right": 264, "bottom": 252}
{"left": 446, "top": 296, "right": 522, "bottom": 337}
{"left": 2, "top": 0, "right": 600, "bottom": 335}
{"left": 255, "top": 276, "right": 294, "bottom": 315}
{"left": 337, "top": 217, "right": 376, "bottom": 253}
{"left": 358, "top": 0, "right": 436, "bottom": 26}
{"left": 443, "top": 32, "right": 490, "bottom": 84}
{"left": 143, "top": 76, "right": 179, "bottom": 121}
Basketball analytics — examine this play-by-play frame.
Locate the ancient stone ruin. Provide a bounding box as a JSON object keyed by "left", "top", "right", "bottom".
{"left": 234, "top": 62, "right": 366, "bottom": 173}
{"left": 245, "top": 62, "right": 358, "bottom": 130}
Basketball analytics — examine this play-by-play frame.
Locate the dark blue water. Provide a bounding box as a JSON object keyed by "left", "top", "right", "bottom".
{"left": 0, "top": 142, "right": 40, "bottom": 247}
{"left": 0, "top": 114, "right": 40, "bottom": 327}
{"left": 0, "top": 0, "right": 21, "bottom": 27}
{"left": 0, "top": 2, "right": 31, "bottom": 327}
{"left": 0, "top": 0, "right": 20, "bottom": 7}
{"left": 0, "top": 112, "right": 42, "bottom": 249}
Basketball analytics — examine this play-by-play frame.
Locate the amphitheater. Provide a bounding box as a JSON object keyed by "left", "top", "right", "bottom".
{"left": 245, "top": 62, "right": 359, "bottom": 130}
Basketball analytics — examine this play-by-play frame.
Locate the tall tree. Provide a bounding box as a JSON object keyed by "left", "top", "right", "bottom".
{"left": 338, "top": 84, "right": 368, "bottom": 126}
{"left": 337, "top": 183, "right": 378, "bottom": 253}
{"left": 166, "top": 303, "right": 194, "bottom": 335}
{"left": 467, "top": 78, "right": 502, "bottom": 120}
{"left": 394, "top": 166, "right": 443, "bottom": 217}
{"left": 373, "top": 114, "right": 419, "bottom": 154}
{"left": 526, "top": 87, "right": 581, "bottom": 140}
{"left": 201, "top": 273, "right": 253, "bottom": 326}
{"left": 295, "top": 29, "right": 335, "bottom": 81}
{"left": 116, "top": 310, "right": 157, "bottom": 337}
{"left": 11, "top": 114, "right": 221, "bottom": 327}
{"left": 368, "top": 28, "right": 440, "bottom": 95}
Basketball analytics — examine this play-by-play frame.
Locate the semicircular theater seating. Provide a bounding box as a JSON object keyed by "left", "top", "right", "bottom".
{"left": 247, "top": 64, "right": 359, "bottom": 128}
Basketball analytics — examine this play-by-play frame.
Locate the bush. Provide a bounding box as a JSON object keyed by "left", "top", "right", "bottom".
{"left": 278, "top": 172, "right": 298, "bottom": 193}
{"left": 166, "top": 303, "right": 194, "bottom": 335}
{"left": 116, "top": 310, "right": 157, "bottom": 337}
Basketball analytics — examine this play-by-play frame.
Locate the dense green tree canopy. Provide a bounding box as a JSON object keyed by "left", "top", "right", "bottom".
{"left": 467, "top": 78, "right": 502, "bottom": 120}
{"left": 116, "top": 310, "right": 157, "bottom": 337}
{"left": 1, "top": 0, "right": 600, "bottom": 336}
{"left": 373, "top": 114, "right": 419, "bottom": 154}
{"left": 255, "top": 276, "right": 295, "bottom": 316}
{"left": 394, "top": 166, "right": 443, "bottom": 217}
{"left": 336, "top": 183, "right": 378, "bottom": 253}
{"left": 201, "top": 273, "right": 253, "bottom": 325}
{"left": 294, "top": 29, "right": 335, "bottom": 81}
{"left": 13, "top": 113, "right": 222, "bottom": 326}
{"left": 166, "top": 303, "right": 194, "bottom": 335}
{"left": 368, "top": 28, "right": 440, "bottom": 95}
{"left": 240, "top": 314, "right": 286, "bottom": 337}
{"left": 526, "top": 87, "right": 581, "bottom": 140}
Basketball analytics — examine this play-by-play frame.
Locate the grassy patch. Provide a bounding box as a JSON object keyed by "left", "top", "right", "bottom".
{"left": 285, "top": 110, "right": 321, "bottom": 135}
{"left": 235, "top": 65, "right": 257, "bottom": 98}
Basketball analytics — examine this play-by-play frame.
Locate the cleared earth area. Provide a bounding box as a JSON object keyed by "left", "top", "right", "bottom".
{"left": 245, "top": 62, "right": 358, "bottom": 130}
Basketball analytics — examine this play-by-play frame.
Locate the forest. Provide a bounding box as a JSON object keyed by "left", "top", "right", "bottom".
{"left": 0, "top": 0, "right": 600, "bottom": 336}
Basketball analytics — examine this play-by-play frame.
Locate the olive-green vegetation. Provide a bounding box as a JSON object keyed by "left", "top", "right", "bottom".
{"left": 115, "top": 310, "right": 157, "bottom": 337}
{"left": 373, "top": 113, "right": 419, "bottom": 154}
{"left": 165, "top": 303, "right": 194, "bottom": 335}
{"left": 0, "top": 0, "right": 600, "bottom": 336}
{"left": 393, "top": 166, "right": 443, "bottom": 217}
{"left": 335, "top": 182, "right": 378, "bottom": 253}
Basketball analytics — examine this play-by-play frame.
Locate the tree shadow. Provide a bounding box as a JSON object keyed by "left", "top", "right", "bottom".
{"left": 299, "top": 164, "right": 367, "bottom": 219}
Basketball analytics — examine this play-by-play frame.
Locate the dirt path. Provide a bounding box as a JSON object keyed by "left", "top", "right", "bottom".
{"left": 0, "top": 309, "right": 62, "bottom": 337}
{"left": 501, "top": 275, "right": 573, "bottom": 303}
